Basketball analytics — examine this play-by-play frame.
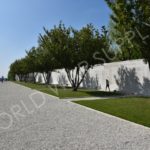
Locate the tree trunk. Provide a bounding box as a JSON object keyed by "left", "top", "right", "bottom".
{"left": 42, "top": 73, "right": 47, "bottom": 84}
{"left": 24, "top": 74, "right": 27, "bottom": 82}
{"left": 33, "top": 73, "right": 38, "bottom": 84}
{"left": 20, "top": 74, "right": 23, "bottom": 81}
{"left": 46, "top": 71, "right": 51, "bottom": 85}
{"left": 65, "top": 66, "right": 89, "bottom": 91}
{"left": 17, "top": 74, "right": 20, "bottom": 81}
{"left": 73, "top": 86, "right": 78, "bottom": 91}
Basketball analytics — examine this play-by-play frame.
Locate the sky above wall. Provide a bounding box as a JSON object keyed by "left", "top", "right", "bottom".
{"left": 0, "top": 0, "right": 111, "bottom": 77}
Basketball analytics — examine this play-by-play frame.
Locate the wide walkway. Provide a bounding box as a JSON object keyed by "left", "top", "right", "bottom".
{"left": 0, "top": 82, "right": 150, "bottom": 150}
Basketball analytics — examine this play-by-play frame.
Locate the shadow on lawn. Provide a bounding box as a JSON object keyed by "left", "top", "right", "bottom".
{"left": 81, "top": 90, "right": 123, "bottom": 97}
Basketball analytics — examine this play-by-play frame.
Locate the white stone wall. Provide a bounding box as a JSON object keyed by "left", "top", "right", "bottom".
{"left": 102, "top": 59, "right": 150, "bottom": 95}
{"left": 33, "top": 59, "right": 150, "bottom": 96}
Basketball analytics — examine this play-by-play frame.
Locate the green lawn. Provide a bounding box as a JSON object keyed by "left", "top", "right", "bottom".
{"left": 74, "top": 97, "right": 150, "bottom": 128}
{"left": 14, "top": 81, "right": 122, "bottom": 99}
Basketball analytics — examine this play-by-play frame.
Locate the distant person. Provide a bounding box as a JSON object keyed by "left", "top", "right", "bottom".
{"left": 1, "top": 76, "right": 4, "bottom": 83}
{"left": 106, "top": 79, "right": 110, "bottom": 91}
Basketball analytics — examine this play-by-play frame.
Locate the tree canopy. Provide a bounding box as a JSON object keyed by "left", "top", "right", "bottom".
{"left": 105, "top": 0, "right": 150, "bottom": 63}
{"left": 9, "top": 23, "right": 110, "bottom": 91}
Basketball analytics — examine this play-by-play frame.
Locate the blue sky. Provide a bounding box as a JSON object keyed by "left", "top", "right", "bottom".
{"left": 0, "top": 0, "right": 111, "bottom": 77}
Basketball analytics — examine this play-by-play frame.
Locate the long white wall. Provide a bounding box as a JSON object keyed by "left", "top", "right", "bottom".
{"left": 35, "top": 59, "right": 150, "bottom": 96}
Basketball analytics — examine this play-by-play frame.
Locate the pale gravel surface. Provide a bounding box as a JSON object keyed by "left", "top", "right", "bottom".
{"left": 0, "top": 82, "right": 150, "bottom": 150}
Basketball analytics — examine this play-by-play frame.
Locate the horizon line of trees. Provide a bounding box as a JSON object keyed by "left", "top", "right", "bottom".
{"left": 8, "top": 23, "right": 113, "bottom": 91}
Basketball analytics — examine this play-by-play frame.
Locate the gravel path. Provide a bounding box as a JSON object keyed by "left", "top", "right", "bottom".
{"left": 0, "top": 82, "right": 150, "bottom": 150}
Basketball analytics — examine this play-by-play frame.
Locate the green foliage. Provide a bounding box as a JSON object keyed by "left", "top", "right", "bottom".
{"left": 133, "top": 0, "right": 150, "bottom": 65}
{"left": 9, "top": 59, "right": 28, "bottom": 81}
{"left": 8, "top": 70, "right": 15, "bottom": 81}
{"left": 39, "top": 23, "right": 110, "bottom": 90}
{"left": 105, "top": 0, "right": 144, "bottom": 60}
{"left": 9, "top": 22, "right": 112, "bottom": 90}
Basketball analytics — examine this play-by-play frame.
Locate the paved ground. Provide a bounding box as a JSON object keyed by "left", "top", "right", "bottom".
{"left": 0, "top": 82, "right": 150, "bottom": 150}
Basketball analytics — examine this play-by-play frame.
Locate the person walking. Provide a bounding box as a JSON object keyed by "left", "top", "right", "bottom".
{"left": 106, "top": 79, "right": 110, "bottom": 91}
{"left": 1, "top": 76, "right": 4, "bottom": 83}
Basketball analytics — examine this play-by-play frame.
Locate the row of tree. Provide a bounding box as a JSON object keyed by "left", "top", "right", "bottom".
{"left": 9, "top": 0, "right": 149, "bottom": 91}
{"left": 8, "top": 23, "right": 113, "bottom": 91}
